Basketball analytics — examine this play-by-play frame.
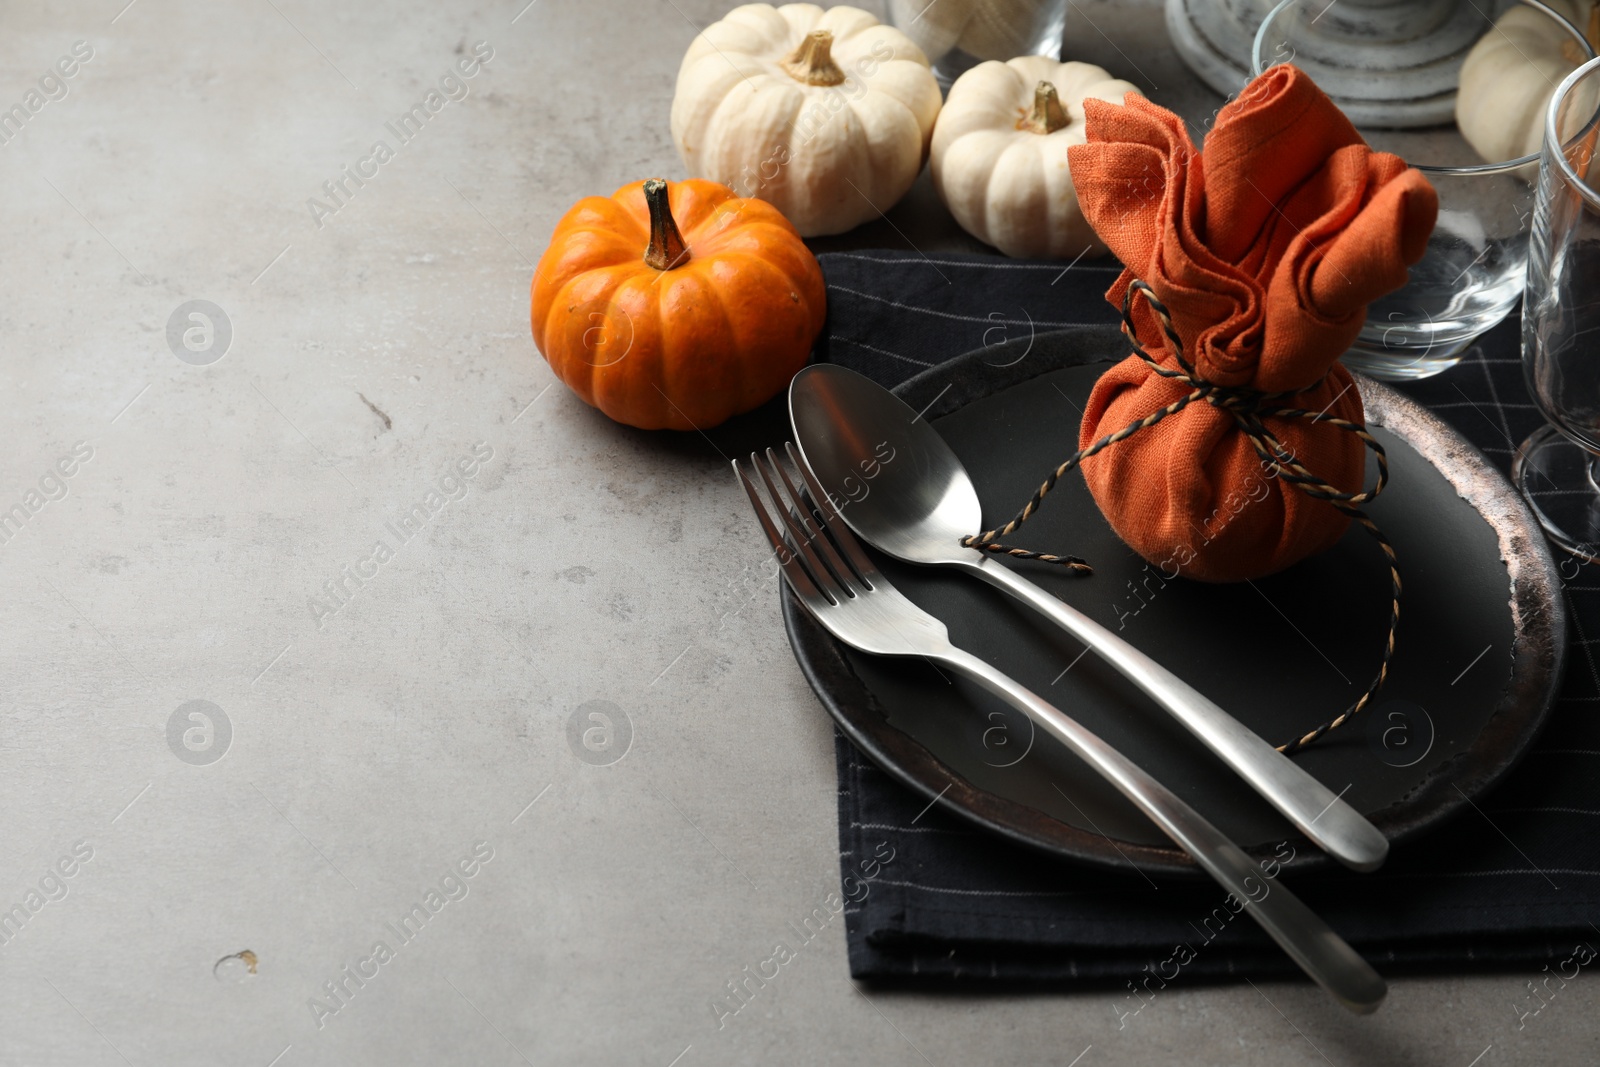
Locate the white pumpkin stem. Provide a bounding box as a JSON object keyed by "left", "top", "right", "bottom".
{"left": 1017, "top": 80, "right": 1069, "bottom": 135}
{"left": 642, "top": 179, "right": 690, "bottom": 271}
{"left": 782, "top": 30, "right": 847, "bottom": 87}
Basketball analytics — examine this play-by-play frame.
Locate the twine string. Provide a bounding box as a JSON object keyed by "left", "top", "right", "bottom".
{"left": 961, "top": 279, "right": 1401, "bottom": 755}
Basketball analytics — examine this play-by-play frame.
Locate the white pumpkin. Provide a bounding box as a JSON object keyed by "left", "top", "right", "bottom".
{"left": 671, "top": 3, "right": 942, "bottom": 237}
{"left": 959, "top": 0, "right": 1067, "bottom": 65}
{"left": 931, "top": 56, "right": 1141, "bottom": 259}
{"left": 887, "top": 0, "right": 965, "bottom": 64}
{"left": 1456, "top": 0, "right": 1597, "bottom": 164}
{"left": 886, "top": 0, "right": 1057, "bottom": 65}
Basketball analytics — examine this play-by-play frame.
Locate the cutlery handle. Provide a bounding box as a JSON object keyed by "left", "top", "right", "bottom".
{"left": 939, "top": 646, "right": 1386, "bottom": 1014}
{"left": 966, "top": 558, "right": 1388, "bottom": 873}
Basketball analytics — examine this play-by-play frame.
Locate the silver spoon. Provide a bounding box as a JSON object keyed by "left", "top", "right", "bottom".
{"left": 789, "top": 363, "right": 1388, "bottom": 873}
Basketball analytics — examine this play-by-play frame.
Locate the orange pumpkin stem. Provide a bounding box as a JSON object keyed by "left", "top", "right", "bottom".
{"left": 782, "top": 30, "right": 847, "bottom": 87}
{"left": 1017, "top": 81, "right": 1068, "bottom": 135}
{"left": 642, "top": 179, "right": 690, "bottom": 271}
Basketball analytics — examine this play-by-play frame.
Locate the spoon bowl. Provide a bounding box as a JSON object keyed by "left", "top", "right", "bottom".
{"left": 789, "top": 365, "right": 982, "bottom": 567}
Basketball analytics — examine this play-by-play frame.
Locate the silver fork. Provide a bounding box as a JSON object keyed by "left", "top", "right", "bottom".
{"left": 736, "top": 444, "right": 1386, "bottom": 1014}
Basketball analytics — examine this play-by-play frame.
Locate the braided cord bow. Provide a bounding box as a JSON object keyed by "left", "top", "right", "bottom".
{"left": 962, "top": 279, "right": 1401, "bottom": 755}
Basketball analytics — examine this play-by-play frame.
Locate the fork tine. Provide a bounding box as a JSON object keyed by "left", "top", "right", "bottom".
{"left": 786, "top": 441, "right": 879, "bottom": 586}
{"left": 734, "top": 459, "right": 827, "bottom": 605}
{"left": 764, "top": 447, "right": 860, "bottom": 596}
{"left": 751, "top": 451, "right": 855, "bottom": 602}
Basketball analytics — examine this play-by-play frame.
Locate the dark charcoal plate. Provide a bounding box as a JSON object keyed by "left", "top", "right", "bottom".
{"left": 782, "top": 327, "right": 1566, "bottom": 878}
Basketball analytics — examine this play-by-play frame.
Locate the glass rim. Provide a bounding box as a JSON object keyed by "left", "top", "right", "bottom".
{"left": 1546, "top": 55, "right": 1600, "bottom": 212}
{"left": 1250, "top": 0, "right": 1597, "bottom": 176}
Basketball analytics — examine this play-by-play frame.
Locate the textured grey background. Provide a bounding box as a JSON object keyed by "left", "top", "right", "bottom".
{"left": 0, "top": 0, "right": 1592, "bottom": 1064}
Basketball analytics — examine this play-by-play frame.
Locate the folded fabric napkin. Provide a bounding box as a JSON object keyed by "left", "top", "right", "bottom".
{"left": 816, "top": 248, "right": 1598, "bottom": 987}
{"left": 1065, "top": 66, "right": 1438, "bottom": 582}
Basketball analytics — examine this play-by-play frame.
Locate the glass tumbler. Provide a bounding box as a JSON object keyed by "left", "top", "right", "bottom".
{"left": 887, "top": 0, "right": 1068, "bottom": 87}
{"left": 1253, "top": 0, "right": 1595, "bottom": 381}
{"left": 1513, "top": 55, "right": 1600, "bottom": 561}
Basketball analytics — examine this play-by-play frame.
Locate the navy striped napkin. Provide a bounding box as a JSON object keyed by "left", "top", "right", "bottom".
{"left": 816, "top": 249, "right": 1600, "bottom": 991}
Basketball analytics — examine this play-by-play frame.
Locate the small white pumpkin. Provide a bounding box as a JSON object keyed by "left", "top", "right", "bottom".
{"left": 959, "top": 0, "right": 1068, "bottom": 65}
{"left": 931, "top": 56, "right": 1141, "bottom": 259}
{"left": 671, "top": 3, "right": 942, "bottom": 237}
{"left": 1456, "top": 0, "right": 1597, "bottom": 164}
{"left": 887, "top": 0, "right": 965, "bottom": 64}
{"left": 887, "top": 0, "right": 1057, "bottom": 66}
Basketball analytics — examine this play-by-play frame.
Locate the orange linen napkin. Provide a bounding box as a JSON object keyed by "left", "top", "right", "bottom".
{"left": 1064, "top": 65, "right": 1438, "bottom": 583}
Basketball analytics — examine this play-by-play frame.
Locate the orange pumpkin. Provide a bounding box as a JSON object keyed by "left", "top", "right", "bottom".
{"left": 531, "top": 178, "right": 827, "bottom": 431}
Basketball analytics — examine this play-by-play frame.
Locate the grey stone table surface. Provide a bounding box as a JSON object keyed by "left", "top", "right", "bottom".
{"left": 0, "top": 0, "right": 1591, "bottom": 1064}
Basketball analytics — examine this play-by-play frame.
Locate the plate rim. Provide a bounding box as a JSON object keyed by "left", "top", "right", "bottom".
{"left": 783, "top": 328, "right": 1568, "bottom": 878}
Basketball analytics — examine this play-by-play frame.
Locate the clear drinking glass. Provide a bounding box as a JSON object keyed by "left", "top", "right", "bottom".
{"left": 1253, "top": 0, "right": 1595, "bottom": 381}
{"left": 887, "top": 0, "right": 1068, "bottom": 87}
{"left": 1513, "top": 56, "right": 1600, "bottom": 561}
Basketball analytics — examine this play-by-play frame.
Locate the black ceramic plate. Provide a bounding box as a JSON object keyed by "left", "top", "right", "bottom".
{"left": 782, "top": 327, "right": 1566, "bottom": 878}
